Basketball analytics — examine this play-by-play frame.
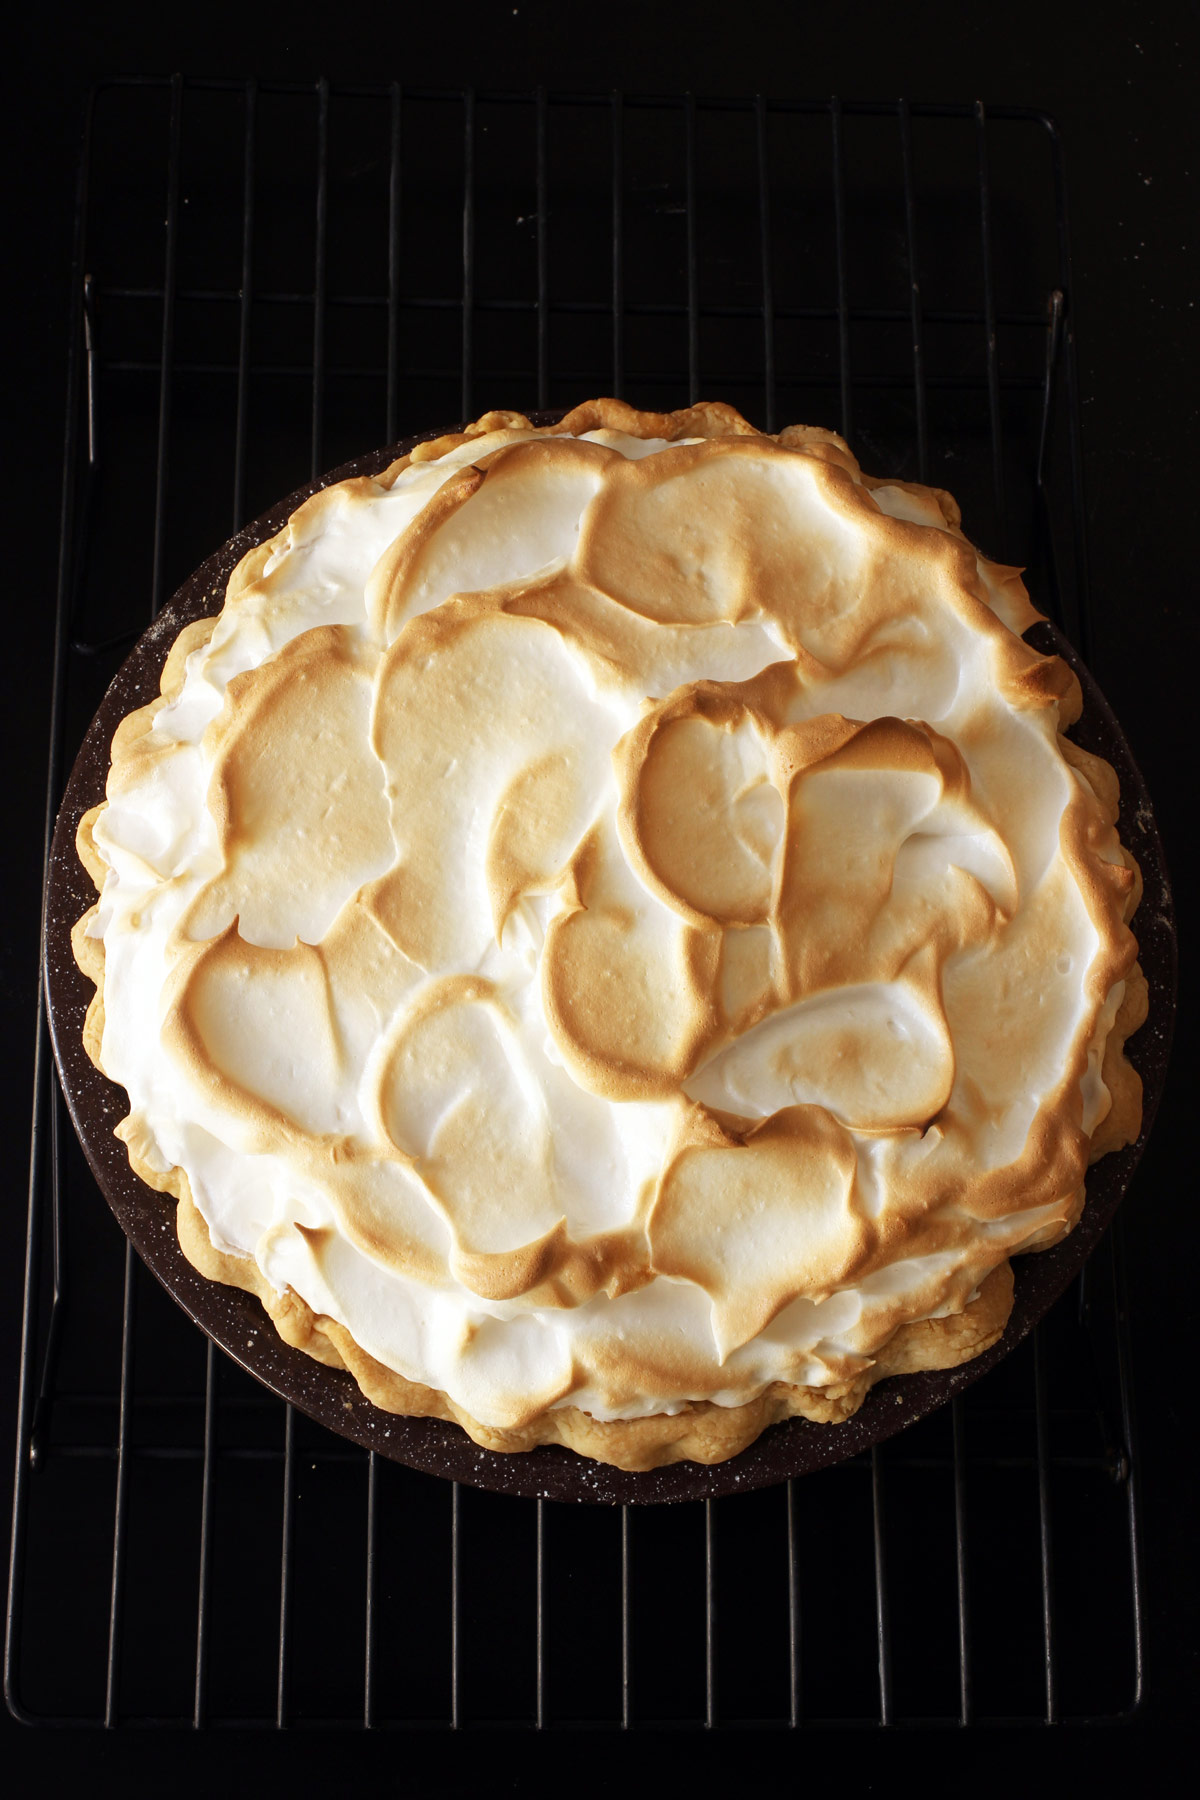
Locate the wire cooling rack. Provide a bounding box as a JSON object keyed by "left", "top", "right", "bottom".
{"left": 8, "top": 80, "right": 1146, "bottom": 1728}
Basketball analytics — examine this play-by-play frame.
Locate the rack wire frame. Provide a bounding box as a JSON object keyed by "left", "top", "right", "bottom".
{"left": 7, "top": 79, "right": 1145, "bottom": 1731}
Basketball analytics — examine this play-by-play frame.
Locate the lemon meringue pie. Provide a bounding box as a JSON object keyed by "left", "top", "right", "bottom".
{"left": 72, "top": 399, "right": 1147, "bottom": 1471}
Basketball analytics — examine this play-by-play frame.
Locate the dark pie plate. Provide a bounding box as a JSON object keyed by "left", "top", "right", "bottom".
{"left": 44, "top": 418, "right": 1177, "bottom": 1505}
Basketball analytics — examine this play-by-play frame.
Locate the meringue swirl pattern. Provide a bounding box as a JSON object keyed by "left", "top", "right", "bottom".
{"left": 74, "top": 401, "right": 1146, "bottom": 1469}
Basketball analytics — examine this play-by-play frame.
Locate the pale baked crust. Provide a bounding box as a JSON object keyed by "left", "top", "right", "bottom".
{"left": 71, "top": 401, "right": 1146, "bottom": 1472}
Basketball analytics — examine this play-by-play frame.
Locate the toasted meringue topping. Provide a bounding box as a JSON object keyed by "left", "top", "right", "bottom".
{"left": 86, "top": 406, "right": 1139, "bottom": 1429}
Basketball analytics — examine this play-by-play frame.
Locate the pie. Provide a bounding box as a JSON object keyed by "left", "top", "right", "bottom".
{"left": 71, "top": 399, "right": 1147, "bottom": 1471}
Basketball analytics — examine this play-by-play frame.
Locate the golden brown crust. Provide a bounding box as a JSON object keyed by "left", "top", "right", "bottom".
{"left": 167, "top": 1176, "right": 1015, "bottom": 1472}
{"left": 1089, "top": 961, "right": 1148, "bottom": 1162}
{"left": 70, "top": 399, "right": 1147, "bottom": 1470}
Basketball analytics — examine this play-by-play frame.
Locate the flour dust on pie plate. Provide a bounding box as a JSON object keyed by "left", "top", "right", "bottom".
{"left": 72, "top": 399, "right": 1147, "bottom": 1472}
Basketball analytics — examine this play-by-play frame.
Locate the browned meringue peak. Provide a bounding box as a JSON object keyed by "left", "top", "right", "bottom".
{"left": 772, "top": 715, "right": 1016, "bottom": 999}
{"left": 495, "top": 568, "right": 793, "bottom": 701}
{"left": 617, "top": 689, "right": 1012, "bottom": 932}
{"left": 615, "top": 684, "right": 785, "bottom": 928}
{"left": 166, "top": 929, "right": 346, "bottom": 1142}
{"left": 187, "top": 624, "right": 393, "bottom": 950}
{"left": 405, "top": 397, "right": 766, "bottom": 470}
{"left": 164, "top": 926, "right": 458, "bottom": 1288}
{"left": 376, "top": 977, "right": 656, "bottom": 1305}
{"left": 648, "top": 1103, "right": 871, "bottom": 1359}
{"left": 364, "top": 603, "right": 615, "bottom": 972}
{"left": 303, "top": 1152, "right": 454, "bottom": 1289}
{"left": 367, "top": 436, "right": 618, "bottom": 644}
{"left": 934, "top": 862, "right": 1120, "bottom": 1187}
{"left": 251, "top": 1150, "right": 458, "bottom": 1297}
{"left": 376, "top": 977, "right": 561, "bottom": 1252}
{"left": 557, "top": 689, "right": 1014, "bottom": 1111}
{"left": 365, "top": 968, "right": 663, "bottom": 1308}
{"left": 576, "top": 437, "right": 862, "bottom": 629}
{"left": 685, "top": 969, "right": 955, "bottom": 1136}
{"left": 571, "top": 436, "right": 892, "bottom": 631}
{"left": 572, "top": 435, "right": 1056, "bottom": 706}
{"left": 541, "top": 816, "right": 721, "bottom": 1102}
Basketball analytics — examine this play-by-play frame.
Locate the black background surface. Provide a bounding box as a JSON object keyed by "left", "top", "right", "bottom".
{"left": 4, "top": 0, "right": 1197, "bottom": 1787}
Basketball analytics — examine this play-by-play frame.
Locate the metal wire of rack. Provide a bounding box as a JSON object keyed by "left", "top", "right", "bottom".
{"left": 8, "top": 79, "right": 1145, "bottom": 1730}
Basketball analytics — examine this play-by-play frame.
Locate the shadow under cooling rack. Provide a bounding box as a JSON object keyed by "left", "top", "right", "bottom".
{"left": 9, "top": 79, "right": 1144, "bottom": 1728}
